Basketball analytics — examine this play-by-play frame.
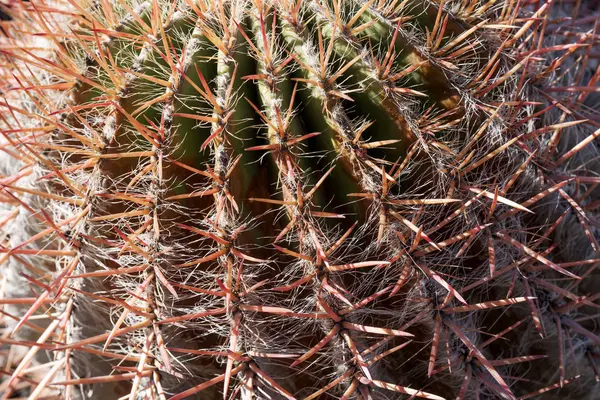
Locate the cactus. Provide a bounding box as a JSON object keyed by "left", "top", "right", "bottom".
{"left": 0, "top": 0, "right": 599, "bottom": 399}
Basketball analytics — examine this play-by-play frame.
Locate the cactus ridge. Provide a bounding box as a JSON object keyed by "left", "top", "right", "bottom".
{"left": 0, "top": 0, "right": 599, "bottom": 399}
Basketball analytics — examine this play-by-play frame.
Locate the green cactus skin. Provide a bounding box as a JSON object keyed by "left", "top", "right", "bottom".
{"left": 0, "top": 0, "right": 599, "bottom": 399}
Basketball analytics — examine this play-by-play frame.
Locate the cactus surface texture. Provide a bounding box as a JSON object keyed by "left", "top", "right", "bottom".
{"left": 1, "top": 0, "right": 600, "bottom": 399}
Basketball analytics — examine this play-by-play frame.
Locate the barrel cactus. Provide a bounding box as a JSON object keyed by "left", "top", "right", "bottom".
{"left": 0, "top": 0, "right": 599, "bottom": 399}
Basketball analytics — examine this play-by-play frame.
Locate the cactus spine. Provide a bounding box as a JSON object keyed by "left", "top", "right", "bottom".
{"left": 0, "top": 0, "right": 599, "bottom": 399}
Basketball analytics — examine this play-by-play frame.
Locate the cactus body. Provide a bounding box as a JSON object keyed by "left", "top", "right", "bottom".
{"left": 0, "top": 0, "right": 599, "bottom": 399}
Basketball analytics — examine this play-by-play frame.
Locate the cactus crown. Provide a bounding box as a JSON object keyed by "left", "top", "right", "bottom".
{"left": 0, "top": 0, "right": 599, "bottom": 399}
